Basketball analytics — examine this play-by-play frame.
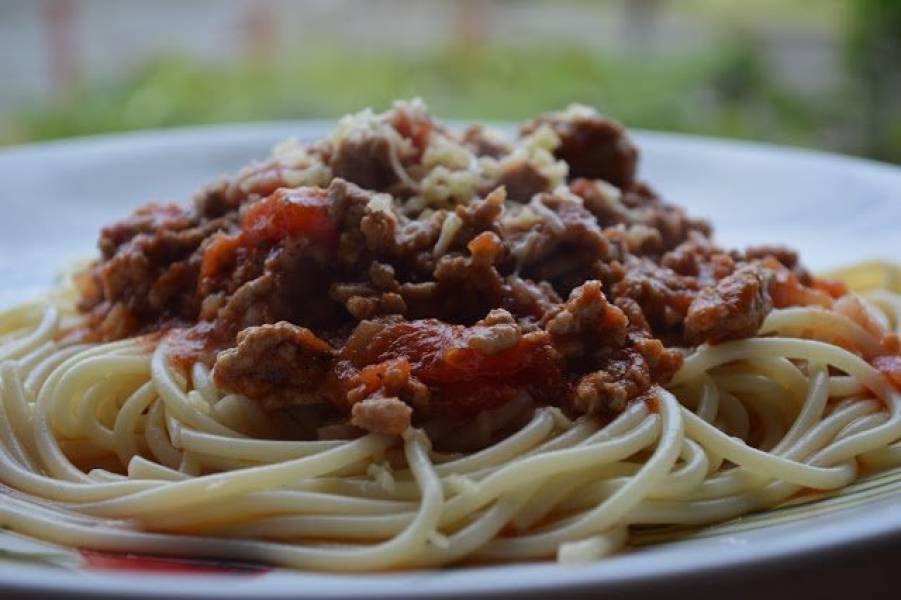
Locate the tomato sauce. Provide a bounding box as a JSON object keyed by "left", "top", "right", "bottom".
{"left": 201, "top": 187, "right": 337, "bottom": 282}
{"left": 341, "top": 319, "right": 565, "bottom": 415}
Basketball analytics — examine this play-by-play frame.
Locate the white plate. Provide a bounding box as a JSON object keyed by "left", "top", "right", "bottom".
{"left": 0, "top": 124, "right": 900, "bottom": 599}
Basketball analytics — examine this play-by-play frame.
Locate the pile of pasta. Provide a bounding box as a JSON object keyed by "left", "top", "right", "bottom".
{"left": 0, "top": 262, "right": 899, "bottom": 570}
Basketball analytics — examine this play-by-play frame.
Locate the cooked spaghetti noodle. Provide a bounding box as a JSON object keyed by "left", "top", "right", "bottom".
{"left": 1, "top": 101, "right": 900, "bottom": 570}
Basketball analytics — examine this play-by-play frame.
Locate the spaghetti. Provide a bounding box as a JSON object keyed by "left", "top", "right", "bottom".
{"left": 0, "top": 101, "right": 900, "bottom": 570}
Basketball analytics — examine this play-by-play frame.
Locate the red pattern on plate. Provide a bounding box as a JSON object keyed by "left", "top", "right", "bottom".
{"left": 80, "top": 550, "right": 269, "bottom": 575}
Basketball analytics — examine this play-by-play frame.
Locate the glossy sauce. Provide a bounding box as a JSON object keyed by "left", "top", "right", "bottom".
{"left": 201, "top": 187, "right": 337, "bottom": 282}
{"left": 341, "top": 319, "right": 565, "bottom": 415}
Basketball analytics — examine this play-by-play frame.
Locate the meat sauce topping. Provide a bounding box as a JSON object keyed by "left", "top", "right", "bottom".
{"left": 75, "top": 100, "right": 856, "bottom": 437}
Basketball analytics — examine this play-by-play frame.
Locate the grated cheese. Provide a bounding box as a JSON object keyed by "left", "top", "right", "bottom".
{"left": 433, "top": 212, "right": 463, "bottom": 258}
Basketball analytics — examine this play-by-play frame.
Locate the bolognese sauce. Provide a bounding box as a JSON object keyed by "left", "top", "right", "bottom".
{"left": 73, "top": 100, "right": 845, "bottom": 436}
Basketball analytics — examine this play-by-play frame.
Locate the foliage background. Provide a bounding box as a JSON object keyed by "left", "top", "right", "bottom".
{"left": 1, "top": 0, "right": 899, "bottom": 163}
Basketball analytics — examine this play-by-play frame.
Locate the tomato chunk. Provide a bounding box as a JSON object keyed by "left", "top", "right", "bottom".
{"left": 340, "top": 318, "right": 564, "bottom": 415}
{"left": 763, "top": 257, "right": 832, "bottom": 309}
{"left": 201, "top": 188, "right": 336, "bottom": 280}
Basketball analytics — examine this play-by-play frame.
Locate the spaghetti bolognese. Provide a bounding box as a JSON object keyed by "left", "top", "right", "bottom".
{"left": 0, "top": 100, "right": 899, "bottom": 570}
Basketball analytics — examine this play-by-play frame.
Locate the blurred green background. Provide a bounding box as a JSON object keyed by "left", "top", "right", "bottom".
{"left": 1, "top": 0, "right": 899, "bottom": 163}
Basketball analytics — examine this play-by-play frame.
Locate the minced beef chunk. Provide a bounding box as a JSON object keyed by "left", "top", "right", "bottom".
{"left": 351, "top": 396, "right": 413, "bottom": 436}
{"left": 545, "top": 281, "right": 683, "bottom": 414}
{"left": 212, "top": 322, "right": 334, "bottom": 410}
{"left": 611, "top": 256, "right": 700, "bottom": 334}
{"left": 78, "top": 203, "right": 236, "bottom": 341}
{"left": 462, "top": 125, "right": 511, "bottom": 158}
{"left": 684, "top": 265, "right": 773, "bottom": 344}
{"left": 523, "top": 108, "right": 638, "bottom": 189}
{"left": 743, "top": 245, "right": 812, "bottom": 285}
{"left": 495, "top": 160, "right": 551, "bottom": 202}
{"left": 330, "top": 135, "right": 398, "bottom": 192}
{"left": 79, "top": 101, "right": 830, "bottom": 438}
{"left": 569, "top": 178, "right": 710, "bottom": 252}
{"left": 544, "top": 281, "right": 628, "bottom": 359}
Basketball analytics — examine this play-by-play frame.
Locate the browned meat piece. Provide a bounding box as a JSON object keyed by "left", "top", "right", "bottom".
{"left": 213, "top": 234, "right": 337, "bottom": 337}
{"left": 212, "top": 322, "right": 335, "bottom": 410}
{"left": 426, "top": 232, "right": 507, "bottom": 322}
{"left": 330, "top": 135, "right": 398, "bottom": 191}
{"left": 743, "top": 245, "right": 812, "bottom": 285}
{"left": 193, "top": 180, "right": 240, "bottom": 220}
{"left": 569, "top": 178, "right": 631, "bottom": 228}
{"left": 744, "top": 245, "right": 799, "bottom": 270}
{"left": 465, "top": 309, "right": 522, "bottom": 355}
{"left": 613, "top": 296, "right": 651, "bottom": 330}
{"left": 331, "top": 263, "right": 407, "bottom": 320}
{"left": 570, "top": 178, "right": 711, "bottom": 251}
{"left": 662, "top": 236, "right": 736, "bottom": 285}
{"left": 649, "top": 204, "right": 712, "bottom": 251}
{"left": 453, "top": 187, "right": 505, "bottom": 248}
{"left": 632, "top": 337, "right": 683, "bottom": 384}
{"left": 344, "top": 292, "right": 406, "bottom": 321}
{"left": 462, "top": 125, "right": 511, "bottom": 158}
{"left": 325, "top": 178, "right": 400, "bottom": 264}
{"left": 571, "top": 352, "right": 652, "bottom": 415}
{"left": 505, "top": 276, "right": 561, "bottom": 322}
{"left": 524, "top": 110, "right": 638, "bottom": 189}
{"left": 351, "top": 395, "right": 413, "bottom": 435}
{"left": 98, "top": 203, "right": 193, "bottom": 259}
{"left": 684, "top": 265, "right": 773, "bottom": 344}
{"left": 495, "top": 160, "right": 551, "bottom": 202}
{"left": 505, "top": 192, "right": 610, "bottom": 294}
{"left": 571, "top": 337, "right": 681, "bottom": 416}
{"left": 217, "top": 273, "right": 286, "bottom": 331}
{"left": 544, "top": 281, "right": 628, "bottom": 359}
{"left": 545, "top": 281, "right": 682, "bottom": 415}
{"left": 611, "top": 256, "right": 699, "bottom": 333}
{"left": 85, "top": 205, "right": 233, "bottom": 339}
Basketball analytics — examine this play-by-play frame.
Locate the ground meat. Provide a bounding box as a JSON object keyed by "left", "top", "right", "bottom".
{"left": 571, "top": 337, "right": 681, "bottom": 416}
{"left": 81, "top": 203, "right": 235, "bottom": 340}
{"left": 744, "top": 245, "right": 799, "bottom": 270}
{"left": 329, "top": 135, "right": 398, "bottom": 192}
{"left": 454, "top": 187, "right": 505, "bottom": 247}
{"left": 331, "top": 263, "right": 407, "bottom": 320}
{"left": 465, "top": 309, "right": 522, "bottom": 355}
{"left": 662, "top": 236, "right": 736, "bottom": 285}
{"left": 213, "top": 236, "right": 336, "bottom": 337}
{"left": 351, "top": 395, "right": 413, "bottom": 435}
{"left": 571, "top": 353, "right": 653, "bottom": 415}
{"left": 193, "top": 180, "right": 240, "bottom": 220}
{"left": 545, "top": 281, "right": 682, "bottom": 415}
{"left": 462, "top": 125, "right": 512, "bottom": 158}
{"left": 495, "top": 160, "right": 551, "bottom": 202}
{"left": 505, "top": 192, "right": 610, "bottom": 294}
{"left": 78, "top": 102, "right": 842, "bottom": 440}
{"left": 98, "top": 203, "right": 193, "bottom": 260}
{"left": 505, "top": 276, "right": 561, "bottom": 321}
{"left": 523, "top": 109, "right": 638, "bottom": 189}
{"left": 212, "top": 322, "right": 335, "bottom": 410}
{"left": 425, "top": 233, "right": 507, "bottom": 322}
{"left": 684, "top": 265, "right": 774, "bottom": 344}
{"left": 611, "top": 256, "right": 699, "bottom": 334}
{"left": 544, "top": 281, "right": 628, "bottom": 359}
{"left": 744, "top": 244, "right": 812, "bottom": 285}
{"left": 570, "top": 178, "right": 710, "bottom": 251}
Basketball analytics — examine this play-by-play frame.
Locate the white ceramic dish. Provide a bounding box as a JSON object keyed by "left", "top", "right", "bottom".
{"left": 0, "top": 124, "right": 899, "bottom": 599}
